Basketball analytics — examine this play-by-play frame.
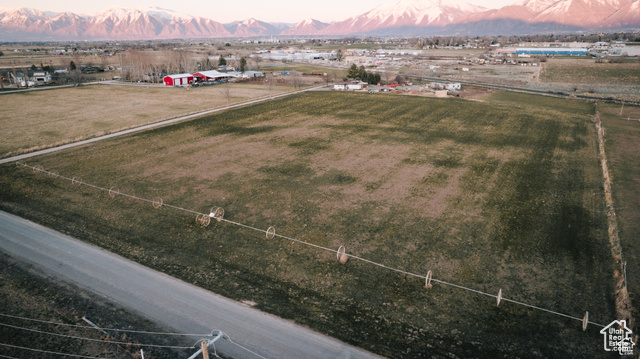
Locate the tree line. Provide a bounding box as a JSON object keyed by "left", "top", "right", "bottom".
{"left": 346, "top": 64, "right": 381, "bottom": 84}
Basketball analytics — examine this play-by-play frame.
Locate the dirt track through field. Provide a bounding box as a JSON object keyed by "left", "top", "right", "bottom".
{"left": 0, "top": 84, "right": 326, "bottom": 165}
{"left": 594, "top": 107, "right": 636, "bottom": 331}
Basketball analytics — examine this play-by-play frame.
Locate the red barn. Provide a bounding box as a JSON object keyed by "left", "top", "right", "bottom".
{"left": 163, "top": 73, "right": 194, "bottom": 86}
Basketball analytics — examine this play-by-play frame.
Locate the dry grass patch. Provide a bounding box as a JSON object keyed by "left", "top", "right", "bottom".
{"left": 0, "top": 82, "right": 299, "bottom": 157}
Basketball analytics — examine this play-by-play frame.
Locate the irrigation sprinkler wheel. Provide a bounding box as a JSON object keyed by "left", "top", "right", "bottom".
{"left": 48, "top": 170, "right": 59, "bottom": 178}
{"left": 71, "top": 177, "right": 82, "bottom": 185}
{"left": 152, "top": 198, "right": 163, "bottom": 209}
{"left": 209, "top": 207, "right": 224, "bottom": 222}
{"left": 33, "top": 165, "right": 44, "bottom": 173}
{"left": 425, "top": 270, "right": 433, "bottom": 289}
{"left": 582, "top": 312, "right": 589, "bottom": 331}
{"left": 337, "top": 246, "right": 348, "bottom": 264}
{"left": 108, "top": 187, "right": 119, "bottom": 198}
{"left": 196, "top": 214, "right": 211, "bottom": 228}
{"left": 497, "top": 289, "right": 502, "bottom": 307}
{"left": 266, "top": 226, "right": 276, "bottom": 239}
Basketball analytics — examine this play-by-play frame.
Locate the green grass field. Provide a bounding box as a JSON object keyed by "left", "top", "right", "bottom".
{"left": 0, "top": 82, "right": 299, "bottom": 158}
{"left": 0, "top": 91, "right": 614, "bottom": 357}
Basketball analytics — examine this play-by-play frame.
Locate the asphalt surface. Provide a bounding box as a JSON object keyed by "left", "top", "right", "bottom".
{"left": 0, "top": 84, "right": 326, "bottom": 165}
{"left": 0, "top": 210, "right": 382, "bottom": 359}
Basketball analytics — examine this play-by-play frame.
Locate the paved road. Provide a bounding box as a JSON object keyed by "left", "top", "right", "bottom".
{"left": 0, "top": 84, "right": 326, "bottom": 165}
{"left": 0, "top": 210, "right": 382, "bottom": 359}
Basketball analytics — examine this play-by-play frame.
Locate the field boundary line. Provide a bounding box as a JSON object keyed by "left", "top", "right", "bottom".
{"left": 594, "top": 107, "right": 636, "bottom": 330}
{"left": 0, "top": 84, "right": 326, "bottom": 165}
{"left": 16, "top": 162, "right": 609, "bottom": 332}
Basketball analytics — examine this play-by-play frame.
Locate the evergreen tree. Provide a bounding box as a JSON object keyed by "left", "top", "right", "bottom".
{"left": 367, "top": 73, "right": 381, "bottom": 85}
{"left": 218, "top": 55, "right": 227, "bottom": 67}
{"left": 239, "top": 57, "right": 247, "bottom": 72}
{"left": 69, "top": 61, "right": 76, "bottom": 71}
{"left": 346, "top": 64, "right": 359, "bottom": 78}
{"left": 358, "top": 65, "right": 366, "bottom": 80}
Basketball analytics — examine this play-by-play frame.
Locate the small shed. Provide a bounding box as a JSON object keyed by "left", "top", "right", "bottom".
{"left": 242, "top": 71, "right": 264, "bottom": 78}
{"left": 163, "top": 73, "right": 194, "bottom": 86}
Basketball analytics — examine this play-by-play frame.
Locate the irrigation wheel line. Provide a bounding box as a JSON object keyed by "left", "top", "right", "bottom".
{"left": 15, "top": 162, "right": 610, "bottom": 331}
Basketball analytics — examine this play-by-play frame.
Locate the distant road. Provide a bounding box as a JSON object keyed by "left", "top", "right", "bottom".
{"left": 0, "top": 210, "right": 382, "bottom": 359}
{"left": 0, "top": 84, "right": 326, "bottom": 165}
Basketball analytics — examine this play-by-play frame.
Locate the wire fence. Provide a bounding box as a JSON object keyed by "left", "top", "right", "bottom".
{"left": 0, "top": 312, "right": 264, "bottom": 359}
{"left": 15, "top": 162, "right": 608, "bottom": 331}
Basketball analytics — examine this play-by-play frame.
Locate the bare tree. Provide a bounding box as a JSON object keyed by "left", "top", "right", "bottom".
{"left": 218, "top": 81, "right": 233, "bottom": 107}
{"left": 382, "top": 70, "right": 395, "bottom": 85}
{"left": 11, "top": 63, "right": 20, "bottom": 89}
{"left": 21, "top": 66, "right": 29, "bottom": 89}
{"left": 70, "top": 52, "right": 84, "bottom": 85}
{"left": 291, "top": 71, "right": 302, "bottom": 90}
{"left": 252, "top": 56, "right": 263, "bottom": 71}
{"left": 264, "top": 72, "right": 274, "bottom": 96}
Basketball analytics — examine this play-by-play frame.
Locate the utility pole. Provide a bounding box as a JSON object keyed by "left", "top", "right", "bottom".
{"left": 201, "top": 341, "right": 209, "bottom": 359}
{"left": 188, "top": 332, "right": 223, "bottom": 359}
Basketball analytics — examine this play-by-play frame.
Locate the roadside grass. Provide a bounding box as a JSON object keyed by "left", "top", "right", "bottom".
{"left": 541, "top": 60, "right": 640, "bottom": 85}
{"left": 598, "top": 103, "right": 640, "bottom": 326}
{"left": 0, "top": 82, "right": 299, "bottom": 158}
{"left": 0, "top": 91, "right": 613, "bottom": 357}
{"left": 0, "top": 254, "right": 188, "bottom": 358}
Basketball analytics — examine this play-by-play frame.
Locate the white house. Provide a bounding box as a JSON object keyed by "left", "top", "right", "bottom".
{"left": 32, "top": 71, "right": 52, "bottom": 83}
{"left": 445, "top": 83, "right": 461, "bottom": 91}
{"left": 333, "top": 84, "right": 345, "bottom": 90}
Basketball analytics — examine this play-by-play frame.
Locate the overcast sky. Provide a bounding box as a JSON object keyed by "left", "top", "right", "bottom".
{"left": 4, "top": 0, "right": 520, "bottom": 23}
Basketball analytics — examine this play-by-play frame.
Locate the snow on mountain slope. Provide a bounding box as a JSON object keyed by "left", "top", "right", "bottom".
{"left": 533, "top": 0, "right": 633, "bottom": 26}
{"left": 281, "top": 18, "right": 329, "bottom": 35}
{"left": 319, "top": 0, "right": 486, "bottom": 35}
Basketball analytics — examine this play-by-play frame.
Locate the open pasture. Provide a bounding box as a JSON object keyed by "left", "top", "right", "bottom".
{"left": 0, "top": 91, "right": 614, "bottom": 357}
{"left": 541, "top": 58, "right": 640, "bottom": 85}
{"left": 598, "top": 102, "right": 640, "bottom": 326}
{"left": 0, "top": 82, "right": 298, "bottom": 158}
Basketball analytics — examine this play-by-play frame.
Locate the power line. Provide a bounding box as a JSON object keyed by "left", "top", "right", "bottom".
{"left": 0, "top": 313, "right": 214, "bottom": 337}
{"left": 0, "top": 354, "right": 22, "bottom": 359}
{"left": 0, "top": 342, "right": 106, "bottom": 359}
{"left": 0, "top": 322, "right": 195, "bottom": 349}
{"left": 17, "top": 162, "right": 608, "bottom": 330}
{"left": 221, "top": 333, "right": 268, "bottom": 359}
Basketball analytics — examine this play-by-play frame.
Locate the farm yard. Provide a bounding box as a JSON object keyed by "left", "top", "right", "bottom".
{"left": 0, "top": 82, "right": 302, "bottom": 158}
{"left": 0, "top": 91, "right": 616, "bottom": 357}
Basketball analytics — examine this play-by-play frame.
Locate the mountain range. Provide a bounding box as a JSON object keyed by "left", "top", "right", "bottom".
{"left": 1, "top": 0, "right": 639, "bottom": 41}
